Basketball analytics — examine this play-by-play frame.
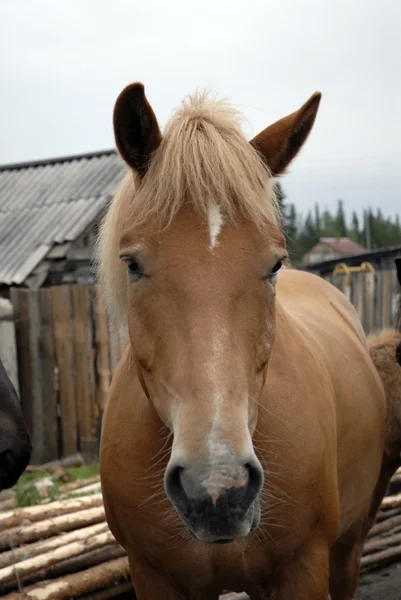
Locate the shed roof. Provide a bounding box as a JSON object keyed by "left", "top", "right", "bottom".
{"left": 319, "top": 237, "right": 367, "bottom": 255}
{"left": 303, "top": 237, "right": 367, "bottom": 260}
{"left": 0, "top": 150, "right": 126, "bottom": 285}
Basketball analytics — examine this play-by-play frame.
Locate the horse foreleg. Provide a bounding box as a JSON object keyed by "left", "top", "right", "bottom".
{"left": 128, "top": 556, "right": 219, "bottom": 600}
{"left": 329, "top": 533, "right": 362, "bottom": 600}
{"left": 127, "top": 557, "right": 182, "bottom": 600}
{"left": 274, "top": 537, "right": 330, "bottom": 600}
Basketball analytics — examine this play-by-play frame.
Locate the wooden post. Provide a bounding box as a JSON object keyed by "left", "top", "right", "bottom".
{"left": 332, "top": 273, "right": 351, "bottom": 302}
{"left": 108, "top": 324, "right": 121, "bottom": 376}
{"left": 374, "top": 270, "right": 383, "bottom": 331}
{"left": 381, "top": 270, "right": 392, "bottom": 329}
{"left": 72, "top": 285, "right": 97, "bottom": 461}
{"left": 332, "top": 274, "right": 344, "bottom": 293}
{"left": 93, "top": 286, "right": 111, "bottom": 415}
{"left": 363, "top": 271, "right": 375, "bottom": 335}
{"left": 350, "top": 272, "right": 364, "bottom": 331}
{"left": 38, "top": 289, "right": 58, "bottom": 462}
{"left": 52, "top": 286, "right": 78, "bottom": 457}
{"left": 10, "top": 290, "right": 35, "bottom": 460}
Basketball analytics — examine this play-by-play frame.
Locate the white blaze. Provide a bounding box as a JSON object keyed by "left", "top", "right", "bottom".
{"left": 208, "top": 203, "right": 223, "bottom": 249}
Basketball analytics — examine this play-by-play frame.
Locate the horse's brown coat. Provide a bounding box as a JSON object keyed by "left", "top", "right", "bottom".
{"left": 367, "top": 327, "right": 401, "bottom": 526}
{"left": 99, "top": 85, "right": 387, "bottom": 599}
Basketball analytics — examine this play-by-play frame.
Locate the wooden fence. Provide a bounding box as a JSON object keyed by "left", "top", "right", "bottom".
{"left": 9, "top": 267, "right": 400, "bottom": 464}
{"left": 10, "top": 285, "right": 124, "bottom": 465}
{"left": 324, "top": 266, "right": 399, "bottom": 335}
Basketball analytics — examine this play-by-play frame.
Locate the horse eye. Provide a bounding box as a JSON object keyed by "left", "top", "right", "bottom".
{"left": 267, "top": 261, "right": 282, "bottom": 284}
{"left": 271, "top": 261, "right": 283, "bottom": 274}
{"left": 120, "top": 255, "right": 145, "bottom": 279}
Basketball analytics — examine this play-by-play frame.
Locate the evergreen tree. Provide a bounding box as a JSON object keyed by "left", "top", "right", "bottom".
{"left": 322, "top": 209, "right": 335, "bottom": 234}
{"left": 304, "top": 210, "right": 315, "bottom": 239}
{"left": 285, "top": 204, "right": 299, "bottom": 261}
{"left": 314, "top": 203, "right": 321, "bottom": 235}
{"left": 274, "top": 181, "right": 286, "bottom": 218}
{"left": 270, "top": 182, "right": 400, "bottom": 265}
{"left": 350, "top": 212, "right": 361, "bottom": 244}
{"left": 335, "top": 199, "right": 347, "bottom": 237}
{"left": 366, "top": 209, "right": 374, "bottom": 249}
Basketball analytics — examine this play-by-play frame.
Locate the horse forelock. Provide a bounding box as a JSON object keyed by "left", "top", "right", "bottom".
{"left": 95, "top": 90, "right": 282, "bottom": 335}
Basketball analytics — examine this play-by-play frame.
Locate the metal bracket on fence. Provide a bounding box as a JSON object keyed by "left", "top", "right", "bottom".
{"left": 332, "top": 262, "right": 375, "bottom": 285}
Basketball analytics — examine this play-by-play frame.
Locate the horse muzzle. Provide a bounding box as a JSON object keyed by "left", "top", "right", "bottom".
{"left": 164, "top": 456, "right": 264, "bottom": 543}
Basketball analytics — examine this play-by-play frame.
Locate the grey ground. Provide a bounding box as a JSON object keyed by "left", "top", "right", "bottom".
{"left": 355, "top": 563, "right": 401, "bottom": 599}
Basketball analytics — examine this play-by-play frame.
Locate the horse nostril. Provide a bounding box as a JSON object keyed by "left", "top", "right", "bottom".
{"left": 242, "top": 460, "right": 264, "bottom": 509}
{"left": 164, "top": 465, "right": 188, "bottom": 512}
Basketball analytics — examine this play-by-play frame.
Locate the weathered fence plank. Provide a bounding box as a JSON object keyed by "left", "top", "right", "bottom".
{"left": 52, "top": 286, "right": 78, "bottom": 457}
{"left": 374, "top": 270, "right": 383, "bottom": 332}
{"left": 352, "top": 272, "right": 364, "bottom": 328}
{"left": 93, "top": 287, "right": 111, "bottom": 414}
{"left": 38, "top": 289, "right": 58, "bottom": 463}
{"left": 107, "top": 323, "right": 121, "bottom": 375}
{"left": 363, "top": 271, "right": 375, "bottom": 335}
{"left": 381, "top": 270, "right": 393, "bottom": 329}
{"left": 10, "top": 290, "right": 35, "bottom": 460}
{"left": 72, "top": 286, "right": 97, "bottom": 460}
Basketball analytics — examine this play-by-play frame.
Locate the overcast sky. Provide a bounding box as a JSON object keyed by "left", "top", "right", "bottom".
{"left": 1, "top": 0, "right": 400, "bottom": 221}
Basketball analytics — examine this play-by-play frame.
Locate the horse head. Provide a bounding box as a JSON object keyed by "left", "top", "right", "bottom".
{"left": 99, "top": 84, "right": 321, "bottom": 543}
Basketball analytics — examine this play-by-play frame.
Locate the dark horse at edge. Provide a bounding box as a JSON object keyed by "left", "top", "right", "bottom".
{"left": 0, "top": 359, "right": 31, "bottom": 491}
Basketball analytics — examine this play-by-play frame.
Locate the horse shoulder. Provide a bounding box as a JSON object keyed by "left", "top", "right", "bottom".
{"left": 266, "top": 270, "right": 385, "bottom": 536}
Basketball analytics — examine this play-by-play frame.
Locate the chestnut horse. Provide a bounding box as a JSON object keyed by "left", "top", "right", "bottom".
{"left": 98, "top": 84, "right": 386, "bottom": 599}
{"left": 0, "top": 359, "right": 31, "bottom": 490}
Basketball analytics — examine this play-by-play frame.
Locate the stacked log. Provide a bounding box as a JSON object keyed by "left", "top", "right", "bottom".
{"left": 0, "top": 468, "right": 400, "bottom": 599}
{"left": 360, "top": 470, "right": 401, "bottom": 572}
{"left": 0, "top": 494, "right": 129, "bottom": 599}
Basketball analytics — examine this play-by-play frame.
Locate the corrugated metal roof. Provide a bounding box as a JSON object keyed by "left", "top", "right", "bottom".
{"left": 0, "top": 150, "right": 126, "bottom": 285}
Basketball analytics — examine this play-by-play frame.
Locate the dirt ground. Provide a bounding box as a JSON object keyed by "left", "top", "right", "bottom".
{"left": 355, "top": 563, "right": 401, "bottom": 599}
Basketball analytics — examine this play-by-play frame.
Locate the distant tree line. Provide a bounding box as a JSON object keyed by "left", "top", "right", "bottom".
{"left": 274, "top": 183, "right": 401, "bottom": 266}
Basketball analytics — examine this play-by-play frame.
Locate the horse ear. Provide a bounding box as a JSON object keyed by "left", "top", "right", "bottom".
{"left": 250, "top": 92, "right": 321, "bottom": 176}
{"left": 113, "top": 82, "right": 162, "bottom": 177}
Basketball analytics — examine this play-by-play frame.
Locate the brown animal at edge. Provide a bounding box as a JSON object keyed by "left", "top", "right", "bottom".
{"left": 98, "top": 84, "right": 386, "bottom": 599}
{"left": 367, "top": 329, "right": 401, "bottom": 510}
{"left": 366, "top": 258, "right": 401, "bottom": 506}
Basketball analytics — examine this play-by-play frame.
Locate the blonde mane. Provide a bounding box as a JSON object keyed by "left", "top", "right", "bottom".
{"left": 96, "top": 91, "right": 281, "bottom": 334}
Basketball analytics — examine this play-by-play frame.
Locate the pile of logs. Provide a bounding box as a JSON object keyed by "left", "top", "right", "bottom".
{"left": 0, "top": 488, "right": 129, "bottom": 599}
{"left": 0, "top": 469, "right": 400, "bottom": 599}
{"left": 361, "top": 469, "right": 401, "bottom": 572}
